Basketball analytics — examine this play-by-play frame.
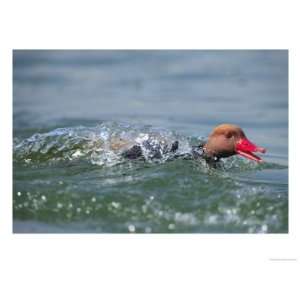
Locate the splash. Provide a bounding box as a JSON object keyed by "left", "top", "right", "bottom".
{"left": 13, "top": 121, "right": 287, "bottom": 173}
{"left": 13, "top": 121, "right": 193, "bottom": 166}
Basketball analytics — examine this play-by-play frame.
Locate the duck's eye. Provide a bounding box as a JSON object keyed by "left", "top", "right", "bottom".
{"left": 225, "top": 132, "right": 233, "bottom": 139}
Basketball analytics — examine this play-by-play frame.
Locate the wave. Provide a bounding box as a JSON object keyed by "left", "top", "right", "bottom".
{"left": 13, "top": 121, "right": 287, "bottom": 171}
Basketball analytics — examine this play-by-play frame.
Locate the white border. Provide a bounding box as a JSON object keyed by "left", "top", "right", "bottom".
{"left": 1, "top": 0, "right": 299, "bottom": 299}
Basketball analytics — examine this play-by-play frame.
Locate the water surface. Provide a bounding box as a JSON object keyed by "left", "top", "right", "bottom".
{"left": 13, "top": 50, "right": 288, "bottom": 233}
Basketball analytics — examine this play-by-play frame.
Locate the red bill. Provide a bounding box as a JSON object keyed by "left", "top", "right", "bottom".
{"left": 235, "top": 138, "right": 266, "bottom": 162}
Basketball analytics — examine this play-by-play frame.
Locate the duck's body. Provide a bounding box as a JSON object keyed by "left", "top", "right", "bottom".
{"left": 117, "top": 124, "right": 266, "bottom": 165}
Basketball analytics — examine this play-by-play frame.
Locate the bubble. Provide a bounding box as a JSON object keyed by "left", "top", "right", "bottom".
{"left": 168, "top": 223, "right": 175, "bottom": 230}
{"left": 32, "top": 198, "right": 39, "bottom": 209}
{"left": 224, "top": 208, "right": 240, "bottom": 223}
{"left": 111, "top": 201, "right": 120, "bottom": 209}
{"left": 41, "top": 195, "right": 47, "bottom": 201}
{"left": 91, "top": 197, "right": 96, "bottom": 203}
{"left": 57, "top": 202, "right": 63, "bottom": 209}
{"left": 157, "top": 210, "right": 164, "bottom": 217}
{"left": 261, "top": 224, "right": 268, "bottom": 233}
{"left": 128, "top": 224, "right": 135, "bottom": 233}
{"left": 174, "top": 212, "right": 197, "bottom": 225}
{"left": 17, "top": 192, "right": 22, "bottom": 196}
{"left": 207, "top": 215, "right": 218, "bottom": 224}
{"left": 72, "top": 150, "right": 82, "bottom": 158}
{"left": 76, "top": 208, "right": 82, "bottom": 213}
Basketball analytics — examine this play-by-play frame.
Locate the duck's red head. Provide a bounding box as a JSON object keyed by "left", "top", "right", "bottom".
{"left": 203, "top": 124, "right": 266, "bottom": 162}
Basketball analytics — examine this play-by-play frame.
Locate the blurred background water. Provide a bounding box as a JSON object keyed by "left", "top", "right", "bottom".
{"left": 13, "top": 50, "right": 288, "bottom": 233}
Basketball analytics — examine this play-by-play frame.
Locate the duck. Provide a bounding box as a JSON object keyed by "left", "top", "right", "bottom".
{"left": 120, "top": 123, "right": 266, "bottom": 165}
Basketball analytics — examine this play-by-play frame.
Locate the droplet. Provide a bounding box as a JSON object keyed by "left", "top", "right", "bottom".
{"left": 157, "top": 210, "right": 163, "bottom": 217}
{"left": 91, "top": 197, "right": 96, "bottom": 203}
{"left": 128, "top": 224, "right": 135, "bottom": 233}
{"left": 207, "top": 215, "right": 218, "bottom": 224}
{"left": 111, "top": 201, "right": 120, "bottom": 209}
{"left": 17, "top": 192, "right": 22, "bottom": 196}
{"left": 72, "top": 150, "right": 82, "bottom": 158}
{"left": 57, "top": 202, "right": 63, "bottom": 209}
{"left": 76, "top": 207, "right": 81, "bottom": 213}
{"left": 168, "top": 223, "right": 175, "bottom": 230}
{"left": 261, "top": 224, "right": 268, "bottom": 233}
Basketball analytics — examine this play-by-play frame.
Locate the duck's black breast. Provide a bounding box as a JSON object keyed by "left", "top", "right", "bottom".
{"left": 121, "top": 140, "right": 208, "bottom": 162}
{"left": 121, "top": 140, "right": 180, "bottom": 160}
{"left": 121, "top": 145, "right": 143, "bottom": 159}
